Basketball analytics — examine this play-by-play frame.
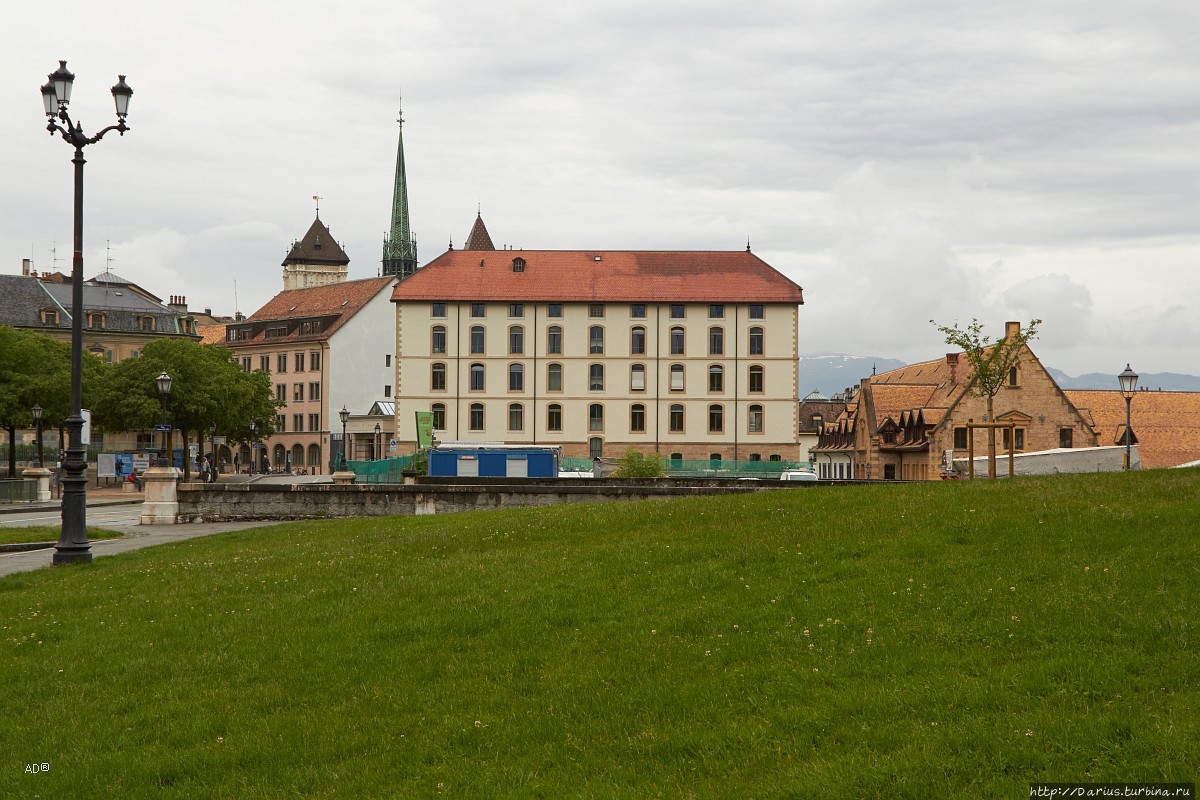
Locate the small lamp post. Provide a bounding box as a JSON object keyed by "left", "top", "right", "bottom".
{"left": 42, "top": 60, "right": 133, "bottom": 566}
{"left": 209, "top": 421, "right": 218, "bottom": 477}
{"left": 339, "top": 406, "right": 350, "bottom": 468}
{"left": 31, "top": 404, "right": 43, "bottom": 468}
{"left": 250, "top": 421, "right": 257, "bottom": 474}
{"left": 1118, "top": 364, "right": 1138, "bottom": 471}
{"left": 156, "top": 371, "right": 172, "bottom": 468}
{"left": 374, "top": 422, "right": 382, "bottom": 460}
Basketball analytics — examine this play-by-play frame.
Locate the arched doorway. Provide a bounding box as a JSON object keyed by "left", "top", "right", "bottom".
{"left": 273, "top": 444, "right": 286, "bottom": 471}
{"left": 307, "top": 444, "right": 321, "bottom": 474}
{"left": 291, "top": 444, "right": 304, "bottom": 471}
{"left": 238, "top": 444, "right": 251, "bottom": 473}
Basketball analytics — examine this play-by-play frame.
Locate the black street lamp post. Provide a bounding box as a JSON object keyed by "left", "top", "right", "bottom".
{"left": 31, "top": 404, "right": 43, "bottom": 468}
{"left": 374, "top": 422, "right": 382, "bottom": 460}
{"left": 1118, "top": 364, "right": 1138, "bottom": 471}
{"left": 250, "top": 421, "right": 257, "bottom": 475}
{"left": 42, "top": 60, "right": 132, "bottom": 566}
{"left": 156, "top": 372, "right": 173, "bottom": 468}
{"left": 339, "top": 406, "right": 350, "bottom": 469}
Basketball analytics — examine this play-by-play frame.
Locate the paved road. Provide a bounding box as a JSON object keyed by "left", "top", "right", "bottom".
{"left": 0, "top": 491, "right": 277, "bottom": 579}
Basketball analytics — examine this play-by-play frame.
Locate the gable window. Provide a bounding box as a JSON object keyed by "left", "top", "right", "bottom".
{"left": 749, "top": 327, "right": 764, "bottom": 356}
{"left": 547, "top": 363, "right": 563, "bottom": 392}
{"left": 431, "top": 362, "right": 447, "bottom": 391}
{"left": 589, "top": 403, "right": 604, "bottom": 432}
{"left": 432, "top": 325, "right": 447, "bottom": 354}
{"left": 589, "top": 363, "right": 604, "bottom": 391}
{"left": 431, "top": 403, "right": 446, "bottom": 430}
{"left": 1008, "top": 366, "right": 1020, "bottom": 386}
{"left": 470, "top": 325, "right": 485, "bottom": 354}
{"left": 470, "top": 363, "right": 485, "bottom": 391}
{"left": 589, "top": 326, "right": 604, "bottom": 354}
{"left": 509, "top": 303, "right": 524, "bottom": 317}
{"left": 1060, "top": 428, "right": 1073, "bottom": 449}
{"left": 749, "top": 365, "right": 764, "bottom": 393}
{"left": 469, "top": 403, "right": 484, "bottom": 431}
{"left": 471, "top": 303, "right": 486, "bottom": 318}
{"left": 953, "top": 427, "right": 968, "bottom": 449}
{"left": 670, "top": 327, "right": 685, "bottom": 355}
{"left": 631, "top": 303, "right": 646, "bottom": 319}
{"left": 512, "top": 258, "right": 526, "bottom": 273}
{"left": 547, "top": 303, "right": 563, "bottom": 318}
{"left": 630, "top": 364, "right": 646, "bottom": 392}
{"left": 669, "top": 404, "right": 684, "bottom": 433}
{"left": 630, "top": 404, "right": 646, "bottom": 433}
{"left": 547, "top": 404, "right": 563, "bottom": 432}
{"left": 708, "top": 365, "right": 724, "bottom": 392}
{"left": 709, "top": 327, "right": 724, "bottom": 356}
{"left": 588, "top": 303, "right": 605, "bottom": 318}
{"left": 88, "top": 313, "right": 106, "bottom": 329}
{"left": 547, "top": 325, "right": 563, "bottom": 355}
{"left": 630, "top": 326, "right": 646, "bottom": 355}
{"left": 509, "top": 363, "right": 524, "bottom": 392}
{"left": 509, "top": 325, "right": 524, "bottom": 355}
{"left": 432, "top": 302, "right": 447, "bottom": 318}
{"left": 43, "top": 310, "right": 59, "bottom": 325}
{"left": 140, "top": 316, "right": 155, "bottom": 332}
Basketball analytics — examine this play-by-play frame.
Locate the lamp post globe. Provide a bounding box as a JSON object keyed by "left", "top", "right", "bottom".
{"left": 1118, "top": 364, "right": 1138, "bottom": 471}
{"left": 42, "top": 60, "right": 132, "bottom": 566}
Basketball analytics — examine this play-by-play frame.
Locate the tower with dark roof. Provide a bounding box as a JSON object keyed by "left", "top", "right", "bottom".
{"left": 282, "top": 215, "right": 350, "bottom": 291}
{"left": 463, "top": 211, "right": 496, "bottom": 251}
{"left": 382, "top": 105, "right": 419, "bottom": 278}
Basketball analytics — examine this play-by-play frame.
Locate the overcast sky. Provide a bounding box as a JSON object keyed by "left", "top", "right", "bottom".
{"left": 3, "top": 0, "right": 1197, "bottom": 380}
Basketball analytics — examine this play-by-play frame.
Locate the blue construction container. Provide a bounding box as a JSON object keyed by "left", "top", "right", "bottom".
{"left": 428, "top": 446, "right": 560, "bottom": 478}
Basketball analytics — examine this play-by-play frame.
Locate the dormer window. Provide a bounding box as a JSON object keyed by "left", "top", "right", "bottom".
{"left": 88, "top": 313, "right": 106, "bottom": 329}
{"left": 42, "top": 309, "right": 59, "bottom": 325}
{"left": 512, "top": 257, "right": 526, "bottom": 272}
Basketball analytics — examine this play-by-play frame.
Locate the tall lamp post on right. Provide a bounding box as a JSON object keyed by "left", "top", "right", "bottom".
{"left": 339, "top": 406, "right": 350, "bottom": 469}
{"left": 156, "top": 371, "right": 173, "bottom": 468}
{"left": 1118, "top": 364, "right": 1138, "bottom": 471}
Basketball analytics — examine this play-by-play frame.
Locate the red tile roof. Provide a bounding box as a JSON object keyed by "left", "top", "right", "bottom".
{"left": 1065, "top": 390, "right": 1200, "bottom": 470}
{"left": 197, "top": 324, "right": 228, "bottom": 346}
{"left": 235, "top": 276, "right": 395, "bottom": 344}
{"left": 391, "top": 250, "right": 805, "bottom": 304}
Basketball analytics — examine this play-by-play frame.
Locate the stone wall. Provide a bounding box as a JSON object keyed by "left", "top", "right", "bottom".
{"left": 175, "top": 477, "right": 829, "bottom": 522}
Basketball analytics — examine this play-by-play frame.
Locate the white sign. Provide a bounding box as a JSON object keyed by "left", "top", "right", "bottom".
{"left": 81, "top": 408, "right": 91, "bottom": 446}
{"left": 97, "top": 453, "right": 117, "bottom": 478}
{"left": 212, "top": 435, "right": 227, "bottom": 445}
{"left": 133, "top": 453, "right": 151, "bottom": 471}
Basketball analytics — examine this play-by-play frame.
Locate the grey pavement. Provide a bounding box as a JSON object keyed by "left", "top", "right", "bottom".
{"left": 0, "top": 481, "right": 282, "bottom": 578}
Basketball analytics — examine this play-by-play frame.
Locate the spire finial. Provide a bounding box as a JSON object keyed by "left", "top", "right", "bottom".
{"left": 313, "top": 195, "right": 321, "bottom": 219}
{"left": 746, "top": 237, "right": 751, "bottom": 252}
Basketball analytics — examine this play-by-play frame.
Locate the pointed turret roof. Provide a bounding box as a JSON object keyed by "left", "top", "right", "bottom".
{"left": 382, "top": 105, "right": 419, "bottom": 278}
{"left": 283, "top": 217, "right": 350, "bottom": 267}
{"left": 463, "top": 212, "right": 496, "bottom": 251}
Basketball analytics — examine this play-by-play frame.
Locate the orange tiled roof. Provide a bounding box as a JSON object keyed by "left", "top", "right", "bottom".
{"left": 392, "top": 250, "right": 805, "bottom": 304}
{"left": 197, "top": 324, "right": 227, "bottom": 346}
{"left": 1065, "top": 390, "right": 1200, "bottom": 470}
{"left": 239, "top": 276, "right": 395, "bottom": 342}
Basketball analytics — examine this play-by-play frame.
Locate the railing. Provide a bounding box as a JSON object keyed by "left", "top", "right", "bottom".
{"left": 0, "top": 479, "right": 38, "bottom": 503}
{"left": 0, "top": 444, "right": 63, "bottom": 465}
{"left": 347, "top": 454, "right": 419, "bottom": 484}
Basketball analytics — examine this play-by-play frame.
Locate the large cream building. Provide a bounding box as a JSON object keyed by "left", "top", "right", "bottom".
{"left": 390, "top": 226, "right": 806, "bottom": 462}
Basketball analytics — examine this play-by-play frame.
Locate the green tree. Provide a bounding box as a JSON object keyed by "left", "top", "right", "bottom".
{"left": 610, "top": 449, "right": 667, "bottom": 478}
{"left": 931, "top": 318, "right": 1041, "bottom": 478}
{"left": 90, "top": 339, "right": 280, "bottom": 479}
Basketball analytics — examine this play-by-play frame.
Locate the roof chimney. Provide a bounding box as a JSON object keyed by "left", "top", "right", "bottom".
{"left": 1005, "top": 321, "right": 1020, "bottom": 340}
{"left": 22, "top": 258, "right": 32, "bottom": 276}
{"left": 946, "top": 352, "right": 959, "bottom": 382}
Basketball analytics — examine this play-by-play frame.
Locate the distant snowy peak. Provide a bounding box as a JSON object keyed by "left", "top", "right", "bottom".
{"left": 800, "top": 353, "right": 906, "bottom": 397}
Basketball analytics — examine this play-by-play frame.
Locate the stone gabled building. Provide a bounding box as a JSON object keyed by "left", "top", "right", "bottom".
{"left": 1066, "top": 389, "right": 1200, "bottom": 470}
{"left": 813, "top": 322, "right": 1097, "bottom": 480}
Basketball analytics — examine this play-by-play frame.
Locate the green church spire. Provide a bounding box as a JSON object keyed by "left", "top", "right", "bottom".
{"left": 382, "top": 104, "right": 418, "bottom": 278}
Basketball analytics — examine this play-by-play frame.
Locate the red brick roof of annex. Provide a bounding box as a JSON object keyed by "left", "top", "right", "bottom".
{"left": 1065, "top": 389, "right": 1200, "bottom": 470}
{"left": 391, "top": 250, "right": 805, "bottom": 304}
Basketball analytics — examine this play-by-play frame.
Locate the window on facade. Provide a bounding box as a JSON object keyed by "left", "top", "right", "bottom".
{"left": 293, "top": 383, "right": 305, "bottom": 402}
{"left": 470, "top": 363, "right": 485, "bottom": 391}
{"left": 384, "top": 385, "right": 392, "bottom": 398}
{"left": 471, "top": 303, "right": 486, "bottom": 318}
{"left": 769, "top": 454, "right": 782, "bottom": 462}
{"left": 670, "top": 304, "right": 685, "bottom": 319}
{"left": 749, "top": 365, "right": 764, "bottom": 393}
{"left": 293, "top": 414, "right": 304, "bottom": 432}
{"left": 512, "top": 258, "right": 525, "bottom": 273}
{"left": 431, "top": 403, "right": 446, "bottom": 430}
{"left": 589, "top": 325, "right": 604, "bottom": 354}
{"left": 310, "top": 413, "right": 322, "bottom": 431}
{"left": 432, "top": 325, "right": 447, "bottom": 354}
{"left": 509, "top": 303, "right": 524, "bottom": 317}
{"left": 589, "top": 303, "right": 604, "bottom": 318}
{"left": 670, "top": 364, "right": 684, "bottom": 391}
{"left": 749, "top": 327, "right": 764, "bottom": 356}
{"left": 589, "top": 403, "right": 604, "bottom": 432}
{"left": 311, "top": 351, "right": 321, "bottom": 371}
{"left": 469, "top": 403, "right": 484, "bottom": 431}
{"left": 295, "top": 352, "right": 305, "bottom": 372}
{"left": 708, "top": 365, "right": 724, "bottom": 392}
{"left": 669, "top": 403, "right": 684, "bottom": 432}
{"left": 547, "top": 325, "right": 563, "bottom": 355}
{"left": 709, "top": 304, "right": 724, "bottom": 319}
{"left": 260, "top": 355, "right": 270, "bottom": 371}
{"left": 748, "top": 405, "right": 764, "bottom": 433}
{"left": 631, "top": 303, "right": 646, "bottom": 318}
{"left": 88, "top": 313, "right": 106, "bottom": 329}
{"left": 709, "top": 327, "right": 724, "bottom": 356}
{"left": 277, "top": 353, "right": 287, "bottom": 373}
{"left": 669, "top": 452, "right": 683, "bottom": 463}
{"left": 242, "top": 357, "right": 251, "bottom": 372}
{"left": 275, "top": 383, "right": 286, "bottom": 402}
{"left": 431, "top": 363, "right": 447, "bottom": 391}
{"left": 309, "top": 382, "right": 321, "bottom": 401}
{"left": 509, "top": 363, "right": 524, "bottom": 392}
{"left": 670, "top": 327, "right": 685, "bottom": 355}
{"left": 508, "top": 403, "right": 524, "bottom": 431}
{"left": 630, "top": 326, "right": 646, "bottom": 355}
{"left": 630, "top": 364, "right": 646, "bottom": 391}
{"left": 630, "top": 404, "right": 646, "bottom": 433}
{"left": 589, "top": 363, "right": 604, "bottom": 391}
{"left": 710, "top": 453, "right": 722, "bottom": 463}
{"left": 384, "top": 354, "right": 390, "bottom": 367}
{"left": 470, "top": 325, "right": 485, "bottom": 354}
{"left": 509, "top": 325, "right": 524, "bottom": 355}
{"left": 140, "top": 317, "right": 155, "bottom": 332}
{"left": 1009, "top": 366, "right": 1019, "bottom": 386}
{"left": 432, "top": 302, "right": 447, "bottom": 318}
{"left": 43, "top": 310, "right": 59, "bottom": 325}
{"left": 748, "top": 453, "right": 761, "bottom": 462}
{"left": 1060, "top": 427, "right": 1073, "bottom": 449}
{"left": 953, "top": 427, "right": 968, "bottom": 449}
{"left": 749, "top": 304, "right": 764, "bottom": 319}
{"left": 589, "top": 437, "right": 604, "bottom": 459}
{"left": 1003, "top": 427, "right": 1026, "bottom": 451}
{"left": 548, "top": 303, "right": 563, "bottom": 318}
{"left": 547, "top": 404, "right": 562, "bottom": 432}
{"left": 708, "top": 404, "right": 724, "bottom": 433}
{"left": 277, "top": 415, "right": 286, "bottom": 432}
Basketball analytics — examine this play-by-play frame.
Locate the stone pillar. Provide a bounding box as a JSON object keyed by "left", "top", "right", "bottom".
{"left": 331, "top": 469, "right": 356, "bottom": 485}
{"left": 22, "top": 467, "right": 52, "bottom": 502}
{"left": 139, "top": 466, "right": 181, "bottom": 525}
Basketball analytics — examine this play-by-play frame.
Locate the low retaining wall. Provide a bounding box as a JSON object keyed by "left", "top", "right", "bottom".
{"left": 176, "top": 478, "right": 823, "bottom": 522}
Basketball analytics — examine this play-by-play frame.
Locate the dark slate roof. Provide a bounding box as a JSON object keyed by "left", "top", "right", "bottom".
{"left": 40, "top": 281, "right": 188, "bottom": 334}
{"left": 464, "top": 213, "right": 496, "bottom": 251}
{"left": 0, "top": 275, "right": 66, "bottom": 328}
{"left": 282, "top": 217, "right": 350, "bottom": 267}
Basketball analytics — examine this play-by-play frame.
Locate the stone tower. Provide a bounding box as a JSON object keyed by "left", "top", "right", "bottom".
{"left": 282, "top": 214, "right": 350, "bottom": 291}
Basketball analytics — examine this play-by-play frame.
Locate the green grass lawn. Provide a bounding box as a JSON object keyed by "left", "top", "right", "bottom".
{"left": 1, "top": 471, "right": 1196, "bottom": 798}
{"left": 0, "top": 526, "right": 123, "bottom": 545}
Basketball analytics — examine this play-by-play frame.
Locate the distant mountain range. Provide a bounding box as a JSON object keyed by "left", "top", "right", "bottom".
{"left": 801, "top": 353, "right": 1200, "bottom": 397}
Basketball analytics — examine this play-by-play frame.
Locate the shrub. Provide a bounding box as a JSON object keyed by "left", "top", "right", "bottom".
{"left": 610, "top": 448, "right": 666, "bottom": 478}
